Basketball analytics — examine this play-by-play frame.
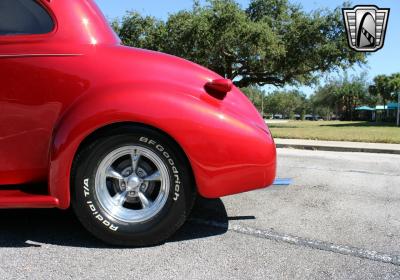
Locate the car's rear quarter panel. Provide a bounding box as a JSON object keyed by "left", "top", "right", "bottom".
{"left": 49, "top": 46, "right": 276, "bottom": 208}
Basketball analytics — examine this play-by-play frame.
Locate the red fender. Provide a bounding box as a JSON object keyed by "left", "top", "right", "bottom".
{"left": 49, "top": 82, "right": 276, "bottom": 209}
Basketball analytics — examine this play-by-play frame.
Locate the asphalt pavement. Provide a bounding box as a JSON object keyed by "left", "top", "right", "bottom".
{"left": 0, "top": 148, "right": 399, "bottom": 279}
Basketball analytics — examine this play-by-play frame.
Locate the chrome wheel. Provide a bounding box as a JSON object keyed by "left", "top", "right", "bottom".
{"left": 95, "top": 146, "right": 170, "bottom": 223}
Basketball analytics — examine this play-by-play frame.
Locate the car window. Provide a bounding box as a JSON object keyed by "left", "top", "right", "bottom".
{"left": 0, "top": 0, "right": 54, "bottom": 36}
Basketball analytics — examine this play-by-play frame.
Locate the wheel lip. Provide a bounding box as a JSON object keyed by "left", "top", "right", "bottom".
{"left": 94, "top": 145, "right": 170, "bottom": 223}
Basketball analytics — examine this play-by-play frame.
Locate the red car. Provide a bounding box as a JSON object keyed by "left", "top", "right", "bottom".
{"left": 0, "top": 0, "right": 276, "bottom": 246}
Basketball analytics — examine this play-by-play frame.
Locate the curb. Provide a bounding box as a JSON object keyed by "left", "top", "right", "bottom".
{"left": 275, "top": 143, "right": 400, "bottom": 155}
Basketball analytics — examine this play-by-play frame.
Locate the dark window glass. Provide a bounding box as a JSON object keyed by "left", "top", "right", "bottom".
{"left": 0, "top": 0, "right": 54, "bottom": 36}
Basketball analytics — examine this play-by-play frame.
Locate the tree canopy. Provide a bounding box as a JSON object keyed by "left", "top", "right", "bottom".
{"left": 241, "top": 72, "right": 399, "bottom": 121}
{"left": 241, "top": 86, "right": 266, "bottom": 112}
{"left": 241, "top": 86, "right": 309, "bottom": 118}
{"left": 369, "top": 73, "right": 400, "bottom": 106}
{"left": 311, "top": 73, "right": 374, "bottom": 120}
{"left": 113, "top": 0, "right": 367, "bottom": 88}
{"left": 390, "top": 74, "right": 400, "bottom": 98}
{"left": 264, "top": 90, "right": 308, "bottom": 117}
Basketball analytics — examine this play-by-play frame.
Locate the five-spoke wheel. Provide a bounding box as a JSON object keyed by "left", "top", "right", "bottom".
{"left": 95, "top": 146, "right": 170, "bottom": 223}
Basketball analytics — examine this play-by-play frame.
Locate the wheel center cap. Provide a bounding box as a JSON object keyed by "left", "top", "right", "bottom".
{"left": 126, "top": 175, "right": 141, "bottom": 191}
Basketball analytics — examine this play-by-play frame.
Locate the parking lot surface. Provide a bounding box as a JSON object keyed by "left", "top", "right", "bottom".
{"left": 0, "top": 148, "right": 399, "bottom": 279}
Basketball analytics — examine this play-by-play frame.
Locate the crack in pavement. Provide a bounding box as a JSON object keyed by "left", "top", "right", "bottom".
{"left": 189, "top": 218, "right": 400, "bottom": 267}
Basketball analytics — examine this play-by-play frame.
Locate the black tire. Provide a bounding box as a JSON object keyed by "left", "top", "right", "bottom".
{"left": 71, "top": 125, "right": 196, "bottom": 246}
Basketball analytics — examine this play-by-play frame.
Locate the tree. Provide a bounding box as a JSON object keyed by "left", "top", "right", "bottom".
{"left": 113, "top": 0, "right": 367, "bottom": 88}
{"left": 369, "top": 74, "right": 400, "bottom": 120}
{"left": 390, "top": 74, "right": 400, "bottom": 126}
{"left": 340, "top": 75, "right": 369, "bottom": 120}
{"left": 311, "top": 73, "right": 370, "bottom": 120}
{"left": 311, "top": 82, "right": 340, "bottom": 118}
{"left": 241, "top": 86, "right": 265, "bottom": 113}
{"left": 389, "top": 73, "right": 400, "bottom": 95}
{"left": 264, "top": 90, "right": 307, "bottom": 118}
{"left": 118, "top": 12, "right": 166, "bottom": 50}
{"left": 369, "top": 75, "right": 392, "bottom": 109}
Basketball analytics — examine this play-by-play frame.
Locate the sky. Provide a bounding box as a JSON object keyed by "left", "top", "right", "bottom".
{"left": 95, "top": 0, "right": 400, "bottom": 95}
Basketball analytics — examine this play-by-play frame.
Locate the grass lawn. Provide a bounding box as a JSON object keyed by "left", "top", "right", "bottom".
{"left": 268, "top": 121, "right": 400, "bottom": 144}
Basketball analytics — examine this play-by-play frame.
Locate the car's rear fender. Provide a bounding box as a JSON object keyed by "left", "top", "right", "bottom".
{"left": 49, "top": 82, "right": 276, "bottom": 209}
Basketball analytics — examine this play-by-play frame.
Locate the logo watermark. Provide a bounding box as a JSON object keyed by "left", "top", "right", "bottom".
{"left": 342, "top": 5, "right": 390, "bottom": 52}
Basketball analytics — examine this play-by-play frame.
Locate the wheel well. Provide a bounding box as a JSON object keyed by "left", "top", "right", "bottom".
{"left": 74, "top": 122, "right": 196, "bottom": 189}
